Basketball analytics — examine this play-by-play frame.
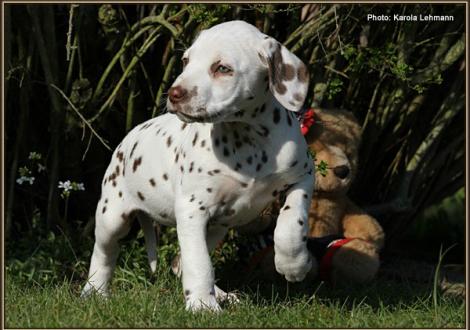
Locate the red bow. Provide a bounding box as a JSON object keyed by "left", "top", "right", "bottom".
{"left": 300, "top": 108, "right": 315, "bottom": 135}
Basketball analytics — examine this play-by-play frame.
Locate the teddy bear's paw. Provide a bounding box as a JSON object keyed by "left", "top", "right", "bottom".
{"left": 274, "top": 249, "right": 314, "bottom": 282}
{"left": 214, "top": 285, "right": 240, "bottom": 304}
{"left": 185, "top": 292, "right": 222, "bottom": 313}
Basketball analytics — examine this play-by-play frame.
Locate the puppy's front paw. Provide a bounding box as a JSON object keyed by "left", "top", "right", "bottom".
{"left": 274, "top": 248, "right": 315, "bottom": 282}
{"left": 81, "top": 282, "right": 109, "bottom": 299}
{"left": 185, "top": 291, "right": 222, "bottom": 313}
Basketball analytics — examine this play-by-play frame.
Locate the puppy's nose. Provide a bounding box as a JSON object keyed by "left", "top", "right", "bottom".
{"left": 168, "top": 86, "right": 187, "bottom": 104}
{"left": 333, "top": 165, "right": 350, "bottom": 179}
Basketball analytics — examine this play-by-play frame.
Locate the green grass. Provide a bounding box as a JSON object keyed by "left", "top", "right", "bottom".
{"left": 5, "top": 227, "right": 465, "bottom": 328}
{"left": 5, "top": 265, "right": 465, "bottom": 328}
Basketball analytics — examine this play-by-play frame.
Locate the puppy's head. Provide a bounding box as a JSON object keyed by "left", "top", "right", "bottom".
{"left": 167, "top": 20, "right": 309, "bottom": 123}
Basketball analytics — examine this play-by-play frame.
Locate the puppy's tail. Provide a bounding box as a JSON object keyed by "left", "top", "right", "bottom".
{"left": 138, "top": 216, "right": 157, "bottom": 273}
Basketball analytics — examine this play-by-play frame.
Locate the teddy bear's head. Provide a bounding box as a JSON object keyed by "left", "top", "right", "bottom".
{"left": 304, "top": 108, "right": 362, "bottom": 195}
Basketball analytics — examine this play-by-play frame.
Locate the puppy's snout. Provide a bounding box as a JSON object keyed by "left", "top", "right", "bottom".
{"left": 168, "top": 85, "right": 188, "bottom": 104}
{"left": 333, "top": 165, "right": 350, "bottom": 179}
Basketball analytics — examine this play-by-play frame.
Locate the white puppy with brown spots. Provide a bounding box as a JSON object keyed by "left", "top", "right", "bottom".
{"left": 82, "top": 20, "right": 316, "bottom": 312}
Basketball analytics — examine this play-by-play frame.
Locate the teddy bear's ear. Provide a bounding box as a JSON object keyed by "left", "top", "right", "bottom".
{"left": 258, "top": 37, "right": 309, "bottom": 112}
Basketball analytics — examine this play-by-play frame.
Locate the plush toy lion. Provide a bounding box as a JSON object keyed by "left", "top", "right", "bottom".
{"left": 238, "top": 108, "right": 385, "bottom": 285}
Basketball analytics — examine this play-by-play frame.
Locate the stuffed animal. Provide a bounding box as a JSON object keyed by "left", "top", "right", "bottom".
{"left": 238, "top": 108, "right": 385, "bottom": 285}
{"left": 304, "top": 108, "right": 385, "bottom": 284}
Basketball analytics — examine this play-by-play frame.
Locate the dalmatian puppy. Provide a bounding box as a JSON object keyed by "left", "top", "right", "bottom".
{"left": 82, "top": 20, "right": 315, "bottom": 312}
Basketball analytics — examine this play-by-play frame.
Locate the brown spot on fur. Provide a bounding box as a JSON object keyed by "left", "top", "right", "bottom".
{"left": 273, "top": 107, "right": 281, "bottom": 124}
{"left": 163, "top": 173, "right": 168, "bottom": 180}
{"left": 297, "top": 64, "right": 309, "bottom": 82}
{"left": 275, "top": 82, "right": 287, "bottom": 95}
{"left": 192, "top": 132, "right": 199, "bottom": 146}
{"left": 258, "top": 52, "right": 267, "bottom": 65}
{"left": 116, "top": 151, "right": 124, "bottom": 162}
{"left": 149, "top": 178, "right": 156, "bottom": 186}
{"left": 130, "top": 142, "right": 138, "bottom": 158}
{"left": 133, "top": 157, "right": 142, "bottom": 172}
{"left": 293, "top": 92, "right": 304, "bottom": 102}
{"left": 167, "top": 136, "right": 173, "bottom": 147}
{"left": 119, "top": 191, "right": 123, "bottom": 197}
{"left": 283, "top": 63, "right": 295, "bottom": 81}
{"left": 102, "top": 206, "right": 106, "bottom": 214}
{"left": 261, "top": 151, "right": 268, "bottom": 163}
{"left": 137, "top": 191, "right": 145, "bottom": 201}
{"left": 287, "top": 111, "right": 293, "bottom": 126}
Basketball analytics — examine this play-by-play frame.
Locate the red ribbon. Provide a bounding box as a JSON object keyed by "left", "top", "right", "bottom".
{"left": 300, "top": 108, "right": 315, "bottom": 135}
{"left": 319, "top": 238, "right": 355, "bottom": 282}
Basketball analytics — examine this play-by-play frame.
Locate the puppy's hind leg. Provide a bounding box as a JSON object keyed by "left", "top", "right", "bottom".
{"left": 81, "top": 203, "right": 135, "bottom": 298}
{"left": 138, "top": 214, "right": 158, "bottom": 273}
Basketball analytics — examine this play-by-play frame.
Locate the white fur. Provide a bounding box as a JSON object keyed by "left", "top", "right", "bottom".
{"left": 82, "top": 20, "right": 315, "bottom": 312}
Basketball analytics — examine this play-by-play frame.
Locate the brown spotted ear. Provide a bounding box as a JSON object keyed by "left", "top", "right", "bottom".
{"left": 259, "top": 37, "right": 309, "bottom": 112}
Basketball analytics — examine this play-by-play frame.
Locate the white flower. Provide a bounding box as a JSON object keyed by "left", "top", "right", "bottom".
{"left": 28, "top": 152, "right": 42, "bottom": 161}
{"left": 58, "top": 180, "right": 85, "bottom": 193}
{"left": 16, "top": 176, "right": 35, "bottom": 185}
{"left": 37, "top": 164, "right": 46, "bottom": 173}
{"left": 58, "top": 180, "right": 72, "bottom": 191}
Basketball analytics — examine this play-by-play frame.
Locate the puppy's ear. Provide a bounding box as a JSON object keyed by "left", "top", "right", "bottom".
{"left": 259, "top": 37, "right": 309, "bottom": 112}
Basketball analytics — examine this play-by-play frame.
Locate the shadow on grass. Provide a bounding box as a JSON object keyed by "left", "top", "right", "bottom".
{"left": 215, "top": 259, "right": 437, "bottom": 312}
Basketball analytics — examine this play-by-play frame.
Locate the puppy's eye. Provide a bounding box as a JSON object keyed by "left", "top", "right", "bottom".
{"left": 182, "top": 58, "right": 189, "bottom": 67}
{"left": 216, "top": 65, "right": 232, "bottom": 74}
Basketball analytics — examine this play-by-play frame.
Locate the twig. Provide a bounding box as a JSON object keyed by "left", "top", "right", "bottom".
{"left": 324, "top": 65, "right": 349, "bottom": 79}
{"left": 92, "top": 25, "right": 156, "bottom": 101}
{"left": 66, "top": 4, "right": 79, "bottom": 61}
{"left": 152, "top": 45, "right": 176, "bottom": 117}
{"left": 90, "top": 29, "right": 160, "bottom": 123}
{"left": 333, "top": 6, "right": 343, "bottom": 54}
{"left": 51, "top": 84, "right": 111, "bottom": 151}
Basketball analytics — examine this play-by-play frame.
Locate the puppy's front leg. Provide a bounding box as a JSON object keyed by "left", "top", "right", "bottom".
{"left": 274, "top": 176, "right": 317, "bottom": 282}
{"left": 175, "top": 202, "right": 221, "bottom": 312}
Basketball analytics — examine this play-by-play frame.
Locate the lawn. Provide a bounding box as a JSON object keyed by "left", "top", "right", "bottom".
{"left": 5, "top": 255, "right": 465, "bottom": 328}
